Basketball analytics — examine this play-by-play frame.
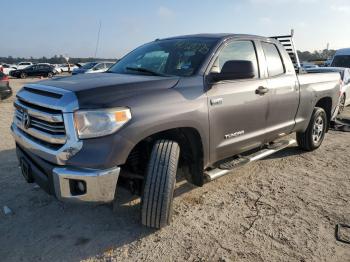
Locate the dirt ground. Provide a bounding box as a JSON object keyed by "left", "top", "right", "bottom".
{"left": 1, "top": 77, "right": 350, "bottom": 262}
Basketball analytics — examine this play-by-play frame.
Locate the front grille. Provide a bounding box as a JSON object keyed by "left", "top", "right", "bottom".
{"left": 14, "top": 98, "right": 67, "bottom": 149}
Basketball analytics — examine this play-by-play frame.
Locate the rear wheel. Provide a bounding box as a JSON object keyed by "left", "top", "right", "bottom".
{"left": 297, "top": 107, "right": 327, "bottom": 151}
{"left": 141, "top": 140, "right": 180, "bottom": 229}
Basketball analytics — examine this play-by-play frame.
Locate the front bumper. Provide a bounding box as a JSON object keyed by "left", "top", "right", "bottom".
{"left": 53, "top": 166, "right": 120, "bottom": 203}
{"left": 16, "top": 145, "right": 120, "bottom": 203}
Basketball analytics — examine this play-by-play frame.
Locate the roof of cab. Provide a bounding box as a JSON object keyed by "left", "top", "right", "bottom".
{"left": 334, "top": 48, "right": 350, "bottom": 55}
{"left": 159, "top": 33, "right": 271, "bottom": 42}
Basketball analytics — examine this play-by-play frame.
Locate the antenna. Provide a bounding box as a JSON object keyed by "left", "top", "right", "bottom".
{"left": 94, "top": 20, "right": 102, "bottom": 58}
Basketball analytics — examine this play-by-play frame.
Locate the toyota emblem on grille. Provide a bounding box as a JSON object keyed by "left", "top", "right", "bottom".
{"left": 22, "top": 111, "right": 31, "bottom": 129}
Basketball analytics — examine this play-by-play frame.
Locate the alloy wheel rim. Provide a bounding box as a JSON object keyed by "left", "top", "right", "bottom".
{"left": 312, "top": 115, "right": 324, "bottom": 143}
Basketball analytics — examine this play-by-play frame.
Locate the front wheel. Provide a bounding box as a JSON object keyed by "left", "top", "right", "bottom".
{"left": 297, "top": 107, "right": 327, "bottom": 151}
{"left": 141, "top": 140, "right": 180, "bottom": 229}
{"left": 20, "top": 72, "right": 27, "bottom": 79}
{"left": 47, "top": 72, "right": 53, "bottom": 78}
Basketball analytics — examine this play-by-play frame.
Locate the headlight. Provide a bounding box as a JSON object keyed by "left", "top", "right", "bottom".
{"left": 74, "top": 108, "right": 131, "bottom": 139}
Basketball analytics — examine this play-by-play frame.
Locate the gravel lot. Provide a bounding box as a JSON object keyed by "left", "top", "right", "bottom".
{"left": 1, "top": 77, "right": 350, "bottom": 262}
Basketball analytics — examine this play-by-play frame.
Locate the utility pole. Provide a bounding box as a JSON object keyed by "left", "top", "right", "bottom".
{"left": 94, "top": 20, "right": 102, "bottom": 58}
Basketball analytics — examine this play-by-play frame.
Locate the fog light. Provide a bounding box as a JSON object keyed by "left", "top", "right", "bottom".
{"left": 69, "top": 180, "right": 86, "bottom": 195}
{"left": 77, "top": 181, "right": 85, "bottom": 192}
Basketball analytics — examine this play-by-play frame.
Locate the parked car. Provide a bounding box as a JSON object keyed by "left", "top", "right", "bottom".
{"left": 331, "top": 48, "right": 350, "bottom": 68}
{"left": 10, "top": 64, "right": 56, "bottom": 78}
{"left": 52, "top": 64, "right": 62, "bottom": 74}
{"left": 17, "top": 62, "right": 33, "bottom": 70}
{"left": 300, "top": 62, "right": 319, "bottom": 69}
{"left": 2, "top": 64, "right": 17, "bottom": 75}
{"left": 58, "top": 64, "right": 78, "bottom": 73}
{"left": 72, "top": 62, "right": 114, "bottom": 75}
{"left": 324, "top": 58, "right": 333, "bottom": 67}
{"left": 0, "top": 71, "right": 12, "bottom": 100}
{"left": 305, "top": 67, "right": 350, "bottom": 113}
{"left": 11, "top": 33, "right": 340, "bottom": 229}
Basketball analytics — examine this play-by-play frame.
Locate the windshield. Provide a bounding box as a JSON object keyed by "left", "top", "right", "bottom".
{"left": 81, "top": 62, "right": 98, "bottom": 69}
{"left": 331, "top": 55, "right": 350, "bottom": 68}
{"left": 108, "top": 38, "right": 218, "bottom": 77}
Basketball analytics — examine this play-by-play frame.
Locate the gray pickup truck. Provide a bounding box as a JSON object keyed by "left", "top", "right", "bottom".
{"left": 11, "top": 33, "right": 340, "bottom": 228}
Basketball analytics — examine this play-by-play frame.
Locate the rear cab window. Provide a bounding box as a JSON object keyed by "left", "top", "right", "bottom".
{"left": 261, "top": 42, "right": 285, "bottom": 77}
{"left": 331, "top": 55, "right": 350, "bottom": 68}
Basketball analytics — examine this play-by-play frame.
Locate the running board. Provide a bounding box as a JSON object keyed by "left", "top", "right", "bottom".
{"left": 205, "top": 138, "right": 296, "bottom": 181}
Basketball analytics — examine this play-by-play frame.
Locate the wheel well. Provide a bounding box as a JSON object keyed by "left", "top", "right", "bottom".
{"left": 315, "top": 97, "right": 332, "bottom": 130}
{"left": 122, "top": 127, "right": 204, "bottom": 187}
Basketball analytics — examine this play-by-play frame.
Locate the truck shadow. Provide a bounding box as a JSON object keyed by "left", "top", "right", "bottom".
{"left": 0, "top": 148, "right": 196, "bottom": 262}
{"left": 261, "top": 146, "right": 306, "bottom": 160}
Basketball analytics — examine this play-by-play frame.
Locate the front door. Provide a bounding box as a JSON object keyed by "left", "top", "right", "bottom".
{"left": 206, "top": 40, "right": 269, "bottom": 163}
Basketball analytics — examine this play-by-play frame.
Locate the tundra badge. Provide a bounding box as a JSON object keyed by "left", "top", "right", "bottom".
{"left": 224, "top": 130, "right": 245, "bottom": 139}
{"left": 210, "top": 98, "right": 223, "bottom": 106}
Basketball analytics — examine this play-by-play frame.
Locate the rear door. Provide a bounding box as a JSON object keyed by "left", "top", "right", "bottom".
{"left": 36, "top": 65, "right": 46, "bottom": 76}
{"left": 261, "top": 41, "right": 299, "bottom": 141}
{"left": 26, "top": 66, "right": 36, "bottom": 76}
{"left": 206, "top": 40, "right": 269, "bottom": 163}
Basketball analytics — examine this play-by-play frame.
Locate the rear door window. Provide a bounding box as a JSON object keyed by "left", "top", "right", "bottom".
{"left": 261, "top": 42, "right": 285, "bottom": 77}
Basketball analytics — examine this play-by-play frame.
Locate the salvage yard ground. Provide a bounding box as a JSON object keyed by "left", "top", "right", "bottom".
{"left": 1, "top": 77, "right": 350, "bottom": 262}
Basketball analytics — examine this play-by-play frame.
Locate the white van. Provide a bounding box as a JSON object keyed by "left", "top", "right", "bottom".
{"left": 331, "top": 48, "right": 350, "bottom": 68}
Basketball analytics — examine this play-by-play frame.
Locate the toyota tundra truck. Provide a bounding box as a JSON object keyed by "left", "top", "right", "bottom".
{"left": 11, "top": 33, "right": 340, "bottom": 228}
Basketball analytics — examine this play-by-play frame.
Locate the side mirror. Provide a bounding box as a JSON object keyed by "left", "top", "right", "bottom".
{"left": 208, "top": 60, "right": 255, "bottom": 82}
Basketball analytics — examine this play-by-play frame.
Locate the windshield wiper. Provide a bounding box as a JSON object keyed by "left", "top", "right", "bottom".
{"left": 125, "top": 67, "right": 168, "bottom": 76}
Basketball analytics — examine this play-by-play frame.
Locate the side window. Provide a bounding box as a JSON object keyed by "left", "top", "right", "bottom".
{"left": 211, "top": 41, "right": 259, "bottom": 78}
{"left": 94, "top": 63, "right": 105, "bottom": 70}
{"left": 261, "top": 42, "right": 285, "bottom": 77}
{"left": 106, "top": 63, "right": 114, "bottom": 68}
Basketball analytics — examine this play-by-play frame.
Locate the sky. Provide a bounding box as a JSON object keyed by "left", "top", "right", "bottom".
{"left": 1, "top": 0, "right": 350, "bottom": 58}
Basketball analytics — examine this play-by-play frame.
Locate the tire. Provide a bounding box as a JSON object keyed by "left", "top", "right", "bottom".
{"left": 297, "top": 107, "right": 327, "bottom": 151}
{"left": 20, "top": 72, "right": 26, "bottom": 79}
{"left": 338, "top": 94, "right": 346, "bottom": 115}
{"left": 47, "top": 72, "right": 53, "bottom": 78}
{"left": 141, "top": 140, "right": 180, "bottom": 229}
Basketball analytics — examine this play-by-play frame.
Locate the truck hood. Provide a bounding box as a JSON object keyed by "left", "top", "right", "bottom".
{"left": 38, "top": 73, "right": 180, "bottom": 108}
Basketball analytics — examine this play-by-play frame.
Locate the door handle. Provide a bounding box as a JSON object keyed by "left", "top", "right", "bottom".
{"left": 255, "top": 86, "right": 269, "bottom": 95}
